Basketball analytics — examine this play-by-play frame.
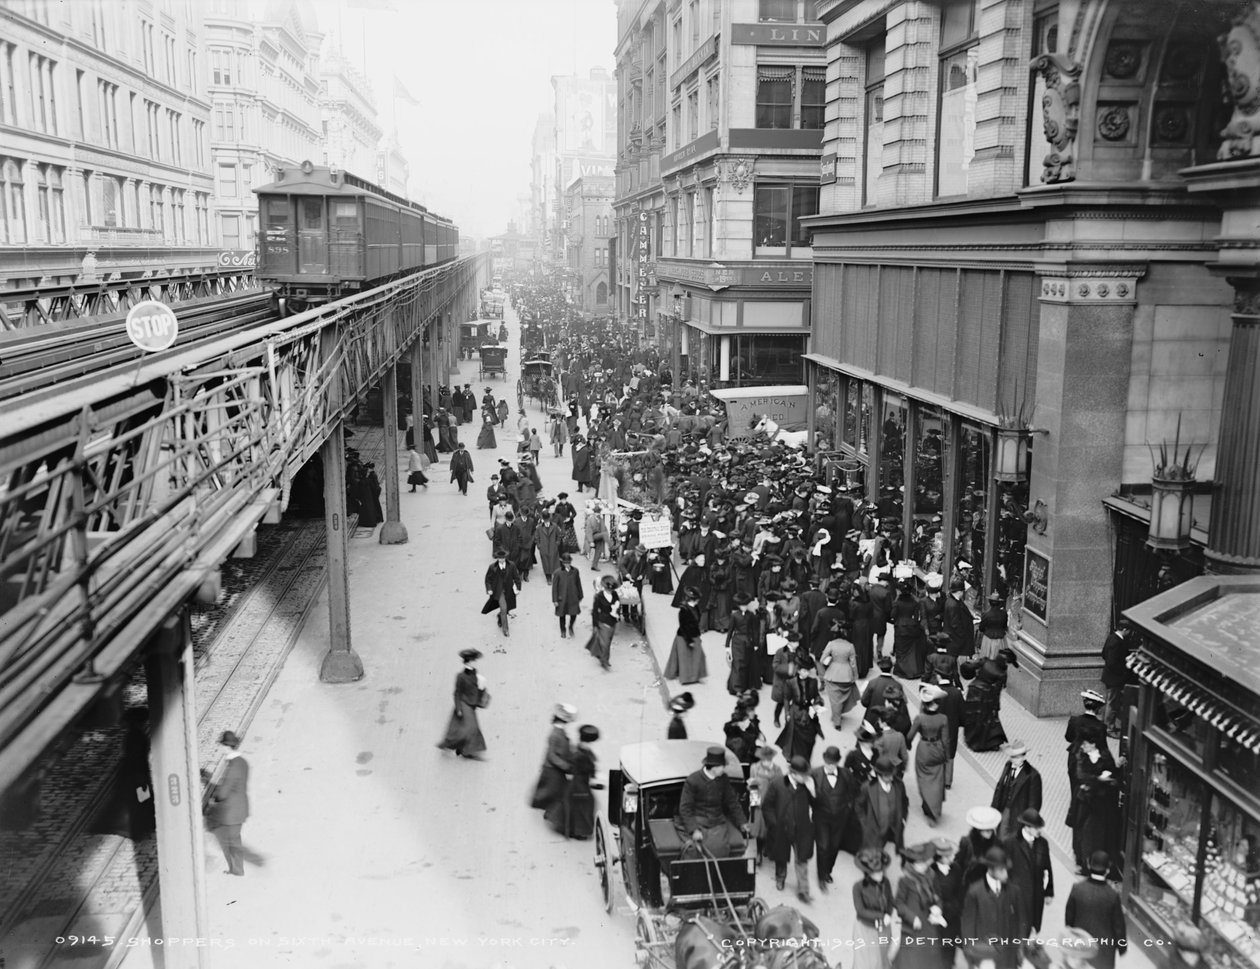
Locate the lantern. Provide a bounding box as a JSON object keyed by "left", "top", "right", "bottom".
{"left": 1146, "top": 476, "right": 1194, "bottom": 551}
{"left": 994, "top": 427, "right": 1030, "bottom": 482}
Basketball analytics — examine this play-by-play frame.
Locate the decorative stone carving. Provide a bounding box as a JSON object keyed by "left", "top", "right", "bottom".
{"left": 1218, "top": 2, "right": 1260, "bottom": 159}
{"left": 1232, "top": 280, "right": 1260, "bottom": 316}
{"left": 1038, "top": 269, "right": 1142, "bottom": 304}
{"left": 1152, "top": 104, "right": 1191, "bottom": 144}
{"left": 1097, "top": 104, "right": 1133, "bottom": 141}
{"left": 1031, "top": 53, "right": 1083, "bottom": 182}
{"left": 720, "top": 156, "right": 755, "bottom": 194}
{"left": 1104, "top": 41, "right": 1143, "bottom": 79}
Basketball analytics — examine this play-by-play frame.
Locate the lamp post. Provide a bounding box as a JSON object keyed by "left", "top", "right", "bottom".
{"left": 994, "top": 427, "right": 1031, "bottom": 482}
{"left": 1146, "top": 474, "right": 1195, "bottom": 552}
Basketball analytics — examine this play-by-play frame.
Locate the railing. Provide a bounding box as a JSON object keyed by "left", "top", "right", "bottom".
{"left": 0, "top": 253, "right": 486, "bottom": 787}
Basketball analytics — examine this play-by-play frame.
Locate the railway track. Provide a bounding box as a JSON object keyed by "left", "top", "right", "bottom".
{"left": 0, "top": 292, "right": 275, "bottom": 401}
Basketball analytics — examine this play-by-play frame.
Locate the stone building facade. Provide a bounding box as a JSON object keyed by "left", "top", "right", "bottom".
{"left": 806, "top": 0, "right": 1258, "bottom": 718}
{"left": 0, "top": 0, "right": 217, "bottom": 289}
{"left": 563, "top": 174, "right": 614, "bottom": 312}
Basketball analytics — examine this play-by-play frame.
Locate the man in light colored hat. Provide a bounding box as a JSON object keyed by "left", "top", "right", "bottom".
{"left": 990, "top": 740, "right": 1043, "bottom": 839}
{"left": 958, "top": 805, "right": 1004, "bottom": 886}
{"left": 675, "top": 746, "right": 748, "bottom": 857}
{"left": 206, "top": 730, "right": 250, "bottom": 875}
{"left": 1066, "top": 851, "right": 1127, "bottom": 969}
{"left": 1003, "top": 808, "right": 1052, "bottom": 936}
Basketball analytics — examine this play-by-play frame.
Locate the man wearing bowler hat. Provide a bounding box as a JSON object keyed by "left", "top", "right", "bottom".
{"left": 960, "top": 847, "right": 1028, "bottom": 969}
{"left": 1002, "top": 809, "right": 1053, "bottom": 936}
{"left": 675, "top": 746, "right": 748, "bottom": 857}
{"left": 1065, "top": 851, "right": 1128, "bottom": 969}
{"left": 811, "top": 745, "right": 856, "bottom": 891}
{"left": 206, "top": 730, "right": 249, "bottom": 876}
{"left": 856, "top": 755, "right": 908, "bottom": 852}
{"left": 761, "top": 754, "right": 816, "bottom": 900}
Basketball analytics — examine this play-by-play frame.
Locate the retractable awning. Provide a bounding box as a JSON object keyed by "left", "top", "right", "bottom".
{"left": 1128, "top": 650, "right": 1260, "bottom": 754}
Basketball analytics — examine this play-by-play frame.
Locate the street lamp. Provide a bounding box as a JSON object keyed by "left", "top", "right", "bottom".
{"left": 994, "top": 427, "right": 1031, "bottom": 482}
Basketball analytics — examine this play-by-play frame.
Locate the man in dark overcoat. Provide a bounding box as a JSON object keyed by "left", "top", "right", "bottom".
{"left": 856, "top": 756, "right": 907, "bottom": 852}
{"left": 449, "top": 442, "right": 474, "bottom": 495}
{"left": 1099, "top": 619, "right": 1136, "bottom": 737}
{"left": 761, "top": 755, "right": 816, "bottom": 902}
{"left": 810, "top": 745, "right": 856, "bottom": 891}
{"left": 960, "top": 847, "right": 1028, "bottom": 969}
{"left": 943, "top": 577, "right": 974, "bottom": 657}
{"left": 551, "top": 553, "right": 584, "bottom": 637}
{"left": 206, "top": 730, "right": 250, "bottom": 876}
{"left": 1002, "top": 809, "right": 1053, "bottom": 936}
{"left": 483, "top": 548, "right": 520, "bottom": 636}
{"left": 571, "top": 437, "right": 594, "bottom": 493}
{"left": 675, "top": 746, "right": 747, "bottom": 858}
{"left": 1065, "top": 851, "right": 1128, "bottom": 969}
{"left": 990, "top": 741, "right": 1043, "bottom": 839}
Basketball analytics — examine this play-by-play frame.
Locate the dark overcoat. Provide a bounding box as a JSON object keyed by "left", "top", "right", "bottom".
{"left": 483, "top": 561, "right": 519, "bottom": 612}
{"left": 1002, "top": 832, "right": 1054, "bottom": 934}
{"left": 1065, "top": 878, "right": 1128, "bottom": 969}
{"left": 960, "top": 878, "right": 1028, "bottom": 969}
{"left": 551, "top": 566, "right": 584, "bottom": 617}
{"left": 759, "top": 775, "right": 815, "bottom": 863}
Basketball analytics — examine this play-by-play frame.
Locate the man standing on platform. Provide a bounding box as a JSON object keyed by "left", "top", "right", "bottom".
{"left": 206, "top": 731, "right": 249, "bottom": 876}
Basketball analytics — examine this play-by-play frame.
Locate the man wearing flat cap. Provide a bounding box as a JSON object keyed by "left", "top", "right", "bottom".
{"left": 205, "top": 730, "right": 250, "bottom": 876}
{"left": 960, "top": 847, "right": 1028, "bottom": 969}
{"left": 675, "top": 746, "right": 747, "bottom": 858}
{"left": 1003, "top": 808, "right": 1053, "bottom": 936}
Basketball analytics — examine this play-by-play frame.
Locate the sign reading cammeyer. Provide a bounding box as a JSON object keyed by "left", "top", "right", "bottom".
{"left": 635, "top": 210, "right": 650, "bottom": 327}
{"left": 730, "top": 23, "right": 826, "bottom": 46}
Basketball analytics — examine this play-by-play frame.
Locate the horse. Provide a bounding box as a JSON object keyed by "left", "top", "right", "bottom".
{"left": 753, "top": 906, "right": 831, "bottom": 969}
{"left": 750, "top": 415, "right": 811, "bottom": 449}
{"left": 675, "top": 915, "right": 749, "bottom": 969}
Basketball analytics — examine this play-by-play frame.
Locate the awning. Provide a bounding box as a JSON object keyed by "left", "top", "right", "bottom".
{"left": 681, "top": 318, "right": 806, "bottom": 336}
{"left": 1128, "top": 650, "right": 1260, "bottom": 753}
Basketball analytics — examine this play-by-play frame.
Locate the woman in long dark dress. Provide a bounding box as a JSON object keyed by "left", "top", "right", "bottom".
{"left": 476, "top": 416, "right": 497, "bottom": 449}
{"left": 890, "top": 580, "right": 927, "bottom": 680}
{"left": 708, "top": 551, "right": 734, "bottom": 633}
{"left": 647, "top": 547, "right": 673, "bottom": 594}
{"left": 664, "top": 588, "right": 707, "bottom": 684}
{"left": 422, "top": 415, "right": 439, "bottom": 465}
{"left": 1069, "top": 736, "right": 1122, "bottom": 874}
{"left": 775, "top": 657, "right": 824, "bottom": 763}
{"left": 725, "top": 592, "right": 758, "bottom": 694}
{"left": 906, "top": 689, "right": 950, "bottom": 824}
{"left": 545, "top": 724, "right": 600, "bottom": 839}
{"left": 437, "top": 649, "right": 489, "bottom": 758}
{"left": 961, "top": 655, "right": 1009, "bottom": 752}
{"left": 849, "top": 584, "right": 875, "bottom": 678}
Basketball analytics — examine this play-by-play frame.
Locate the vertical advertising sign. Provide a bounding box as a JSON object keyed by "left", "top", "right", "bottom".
{"left": 636, "top": 209, "right": 649, "bottom": 331}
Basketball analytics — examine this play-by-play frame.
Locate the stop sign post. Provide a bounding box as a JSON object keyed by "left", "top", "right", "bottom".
{"left": 126, "top": 300, "right": 179, "bottom": 352}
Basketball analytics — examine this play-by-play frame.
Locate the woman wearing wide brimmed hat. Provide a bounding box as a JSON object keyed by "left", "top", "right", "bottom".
{"left": 530, "top": 703, "right": 577, "bottom": 812}
{"left": 664, "top": 587, "right": 708, "bottom": 685}
{"left": 956, "top": 805, "right": 1003, "bottom": 887}
{"left": 724, "top": 590, "right": 759, "bottom": 695}
{"left": 545, "top": 724, "right": 601, "bottom": 840}
{"left": 893, "top": 843, "right": 949, "bottom": 969}
{"left": 852, "top": 847, "right": 895, "bottom": 969}
{"left": 436, "top": 649, "right": 490, "bottom": 760}
{"left": 583, "top": 575, "right": 620, "bottom": 671}
{"left": 907, "top": 685, "right": 950, "bottom": 824}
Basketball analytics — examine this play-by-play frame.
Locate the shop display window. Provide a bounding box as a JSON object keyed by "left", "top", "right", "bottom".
{"left": 1152, "top": 693, "right": 1214, "bottom": 761}
{"left": 997, "top": 477, "right": 1029, "bottom": 596}
{"left": 879, "top": 394, "right": 906, "bottom": 511}
{"left": 1200, "top": 800, "right": 1260, "bottom": 967}
{"left": 1141, "top": 751, "right": 1206, "bottom": 936}
{"left": 1219, "top": 737, "right": 1260, "bottom": 791}
{"left": 912, "top": 406, "right": 947, "bottom": 571}
{"left": 955, "top": 423, "right": 990, "bottom": 590}
{"left": 817, "top": 371, "right": 841, "bottom": 450}
{"left": 843, "top": 378, "right": 860, "bottom": 451}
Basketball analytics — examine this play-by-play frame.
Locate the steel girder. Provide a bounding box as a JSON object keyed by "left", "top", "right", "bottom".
{"left": 0, "top": 254, "right": 486, "bottom": 787}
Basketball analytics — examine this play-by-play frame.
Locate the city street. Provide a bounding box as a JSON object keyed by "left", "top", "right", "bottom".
{"left": 117, "top": 304, "right": 1157, "bottom": 969}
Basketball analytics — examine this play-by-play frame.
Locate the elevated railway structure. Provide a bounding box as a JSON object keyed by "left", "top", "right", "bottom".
{"left": 0, "top": 253, "right": 486, "bottom": 966}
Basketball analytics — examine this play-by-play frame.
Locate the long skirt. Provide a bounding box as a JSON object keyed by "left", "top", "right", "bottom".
{"left": 825, "top": 681, "right": 858, "bottom": 726}
{"left": 963, "top": 697, "right": 1007, "bottom": 752}
{"left": 726, "top": 637, "right": 755, "bottom": 694}
{"left": 530, "top": 763, "right": 568, "bottom": 811}
{"left": 585, "top": 623, "right": 615, "bottom": 667}
{"left": 776, "top": 709, "right": 821, "bottom": 764}
{"left": 852, "top": 919, "right": 892, "bottom": 969}
{"left": 893, "top": 627, "right": 925, "bottom": 679}
{"left": 663, "top": 634, "right": 707, "bottom": 684}
{"left": 894, "top": 926, "right": 942, "bottom": 969}
{"left": 914, "top": 737, "right": 948, "bottom": 821}
{"left": 852, "top": 621, "right": 874, "bottom": 678}
{"left": 476, "top": 425, "right": 497, "bottom": 449}
{"left": 437, "top": 700, "right": 486, "bottom": 756}
{"left": 977, "top": 632, "right": 1006, "bottom": 661}
{"left": 544, "top": 781, "right": 595, "bottom": 839}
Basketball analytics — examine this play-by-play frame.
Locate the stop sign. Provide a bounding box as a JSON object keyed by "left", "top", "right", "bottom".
{"left": 125, "top": 300, "right": 179, "bottom": 352}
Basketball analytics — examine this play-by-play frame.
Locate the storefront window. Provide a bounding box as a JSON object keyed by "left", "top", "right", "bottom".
{"left": 817, "top": 370, "right": 840, "bottom": 449}
{"left": 1220, "top": 736, "right": 1260, "bottom": 790}
{"left": 730, "top": 333, "right": 804, "bottom": 386}
{"left": 1141, "top": 750, "right": 1207, "bottom": 937}
{"left": 1152, "top": 693, "right": 1215, "bottom": 761}
{"left": 955, "top": 423, "right": 990, "bottom": 588}
{"left": 912, "top": 406, "right": 948, "bottom": 572}
{"left": 860, "top": 384, "right": 873, "bottom": 456}
{"left": 997, "top": 478, "right": 1029, "bottom": 596}
{"left": 1201, "top": 800, "right": 1260, "bottom": 969}
{"left": 879, "top": 394, "right": 907, "bottom": 521}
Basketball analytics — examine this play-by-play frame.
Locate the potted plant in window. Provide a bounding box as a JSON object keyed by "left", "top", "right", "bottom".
{"left": 1146, "top": 415, "right": 1202, "bottom": 552}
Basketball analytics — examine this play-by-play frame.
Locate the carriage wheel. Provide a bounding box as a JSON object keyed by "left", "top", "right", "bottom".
{"left": 594, "top": 818, "right": 615, "bottom": 914}
{"left": 633, "top": 909, "right": 660, "bottom": 968}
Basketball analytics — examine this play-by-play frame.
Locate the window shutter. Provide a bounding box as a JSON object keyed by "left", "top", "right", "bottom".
{"left": 913, "top": 268, "right": 942, "bottom": 389}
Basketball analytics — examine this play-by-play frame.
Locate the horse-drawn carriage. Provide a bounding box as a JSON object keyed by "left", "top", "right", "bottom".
{"left": 596, "top": 741, "right": 830, "bottom": 969}
{"left": 478, "top": 344, "right": 508, "bottom": 380}
{"left": 519, "top": 357, "right": 556, "bottom": 408}
{"left": 460, "top": 320, "right": 494, "bottom": 358}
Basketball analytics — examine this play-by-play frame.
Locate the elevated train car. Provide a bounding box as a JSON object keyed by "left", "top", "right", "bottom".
{"left": 254, "top": 161, "right": 458, "bottom": 314}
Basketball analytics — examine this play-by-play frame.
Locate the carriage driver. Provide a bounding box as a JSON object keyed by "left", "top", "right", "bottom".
{"left": 675, "top": 746, "right": 749, "bottom": 857}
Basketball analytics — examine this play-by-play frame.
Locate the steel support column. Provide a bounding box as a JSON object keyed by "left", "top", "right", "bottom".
{"left": 379, "top": 311, "right": 408, "bottom": 545}
{"left": 144, "top": 614, "right": 208, "bottom": 969}
{"left": 411, "top": 336, "right": 426, "bottom": 458}
{"left": 318, "top": 329, "right": 363, "bottom": 683}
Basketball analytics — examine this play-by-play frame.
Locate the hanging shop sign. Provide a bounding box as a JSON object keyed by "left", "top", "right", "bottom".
{"left": 636, "top": 210, "right": 650, "bottom": 328}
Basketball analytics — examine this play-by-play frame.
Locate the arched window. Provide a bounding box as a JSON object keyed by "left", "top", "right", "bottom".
{"left": 596, "top": 281, "right": 608, "bottom": 305}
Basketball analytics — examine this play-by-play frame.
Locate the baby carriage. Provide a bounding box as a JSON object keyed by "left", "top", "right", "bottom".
{"left": 617, "top": 580, "right": 645, "bottom": 634}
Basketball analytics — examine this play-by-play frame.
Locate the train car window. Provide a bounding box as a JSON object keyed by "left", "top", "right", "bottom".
{"left": 297, "top": 197, "right": 326, "bottom": 273}
{"left": 332, "top": 202, "right": 356, "bottom": 224}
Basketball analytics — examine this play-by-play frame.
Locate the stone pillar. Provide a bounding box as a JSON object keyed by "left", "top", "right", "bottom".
{"left": 144, "top": 615, "right": 208, "bottom": 969}
{"left": 1206, "top": 280, "right": 1260, "bottom": 573}
{"left": 379, "top": 312, "right": 407, "bottom": 545}
{"left": 1013, "top": 269, "right": 1141, "bottom": 714}
{"left": 318, "top": 327, "right": 363, "bottom": 683}
{"left": 972, "top": 0, "right": 1029, "bottom": 194}
{"left": 879, "top": 1, "right": 936, "bottom": 207}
